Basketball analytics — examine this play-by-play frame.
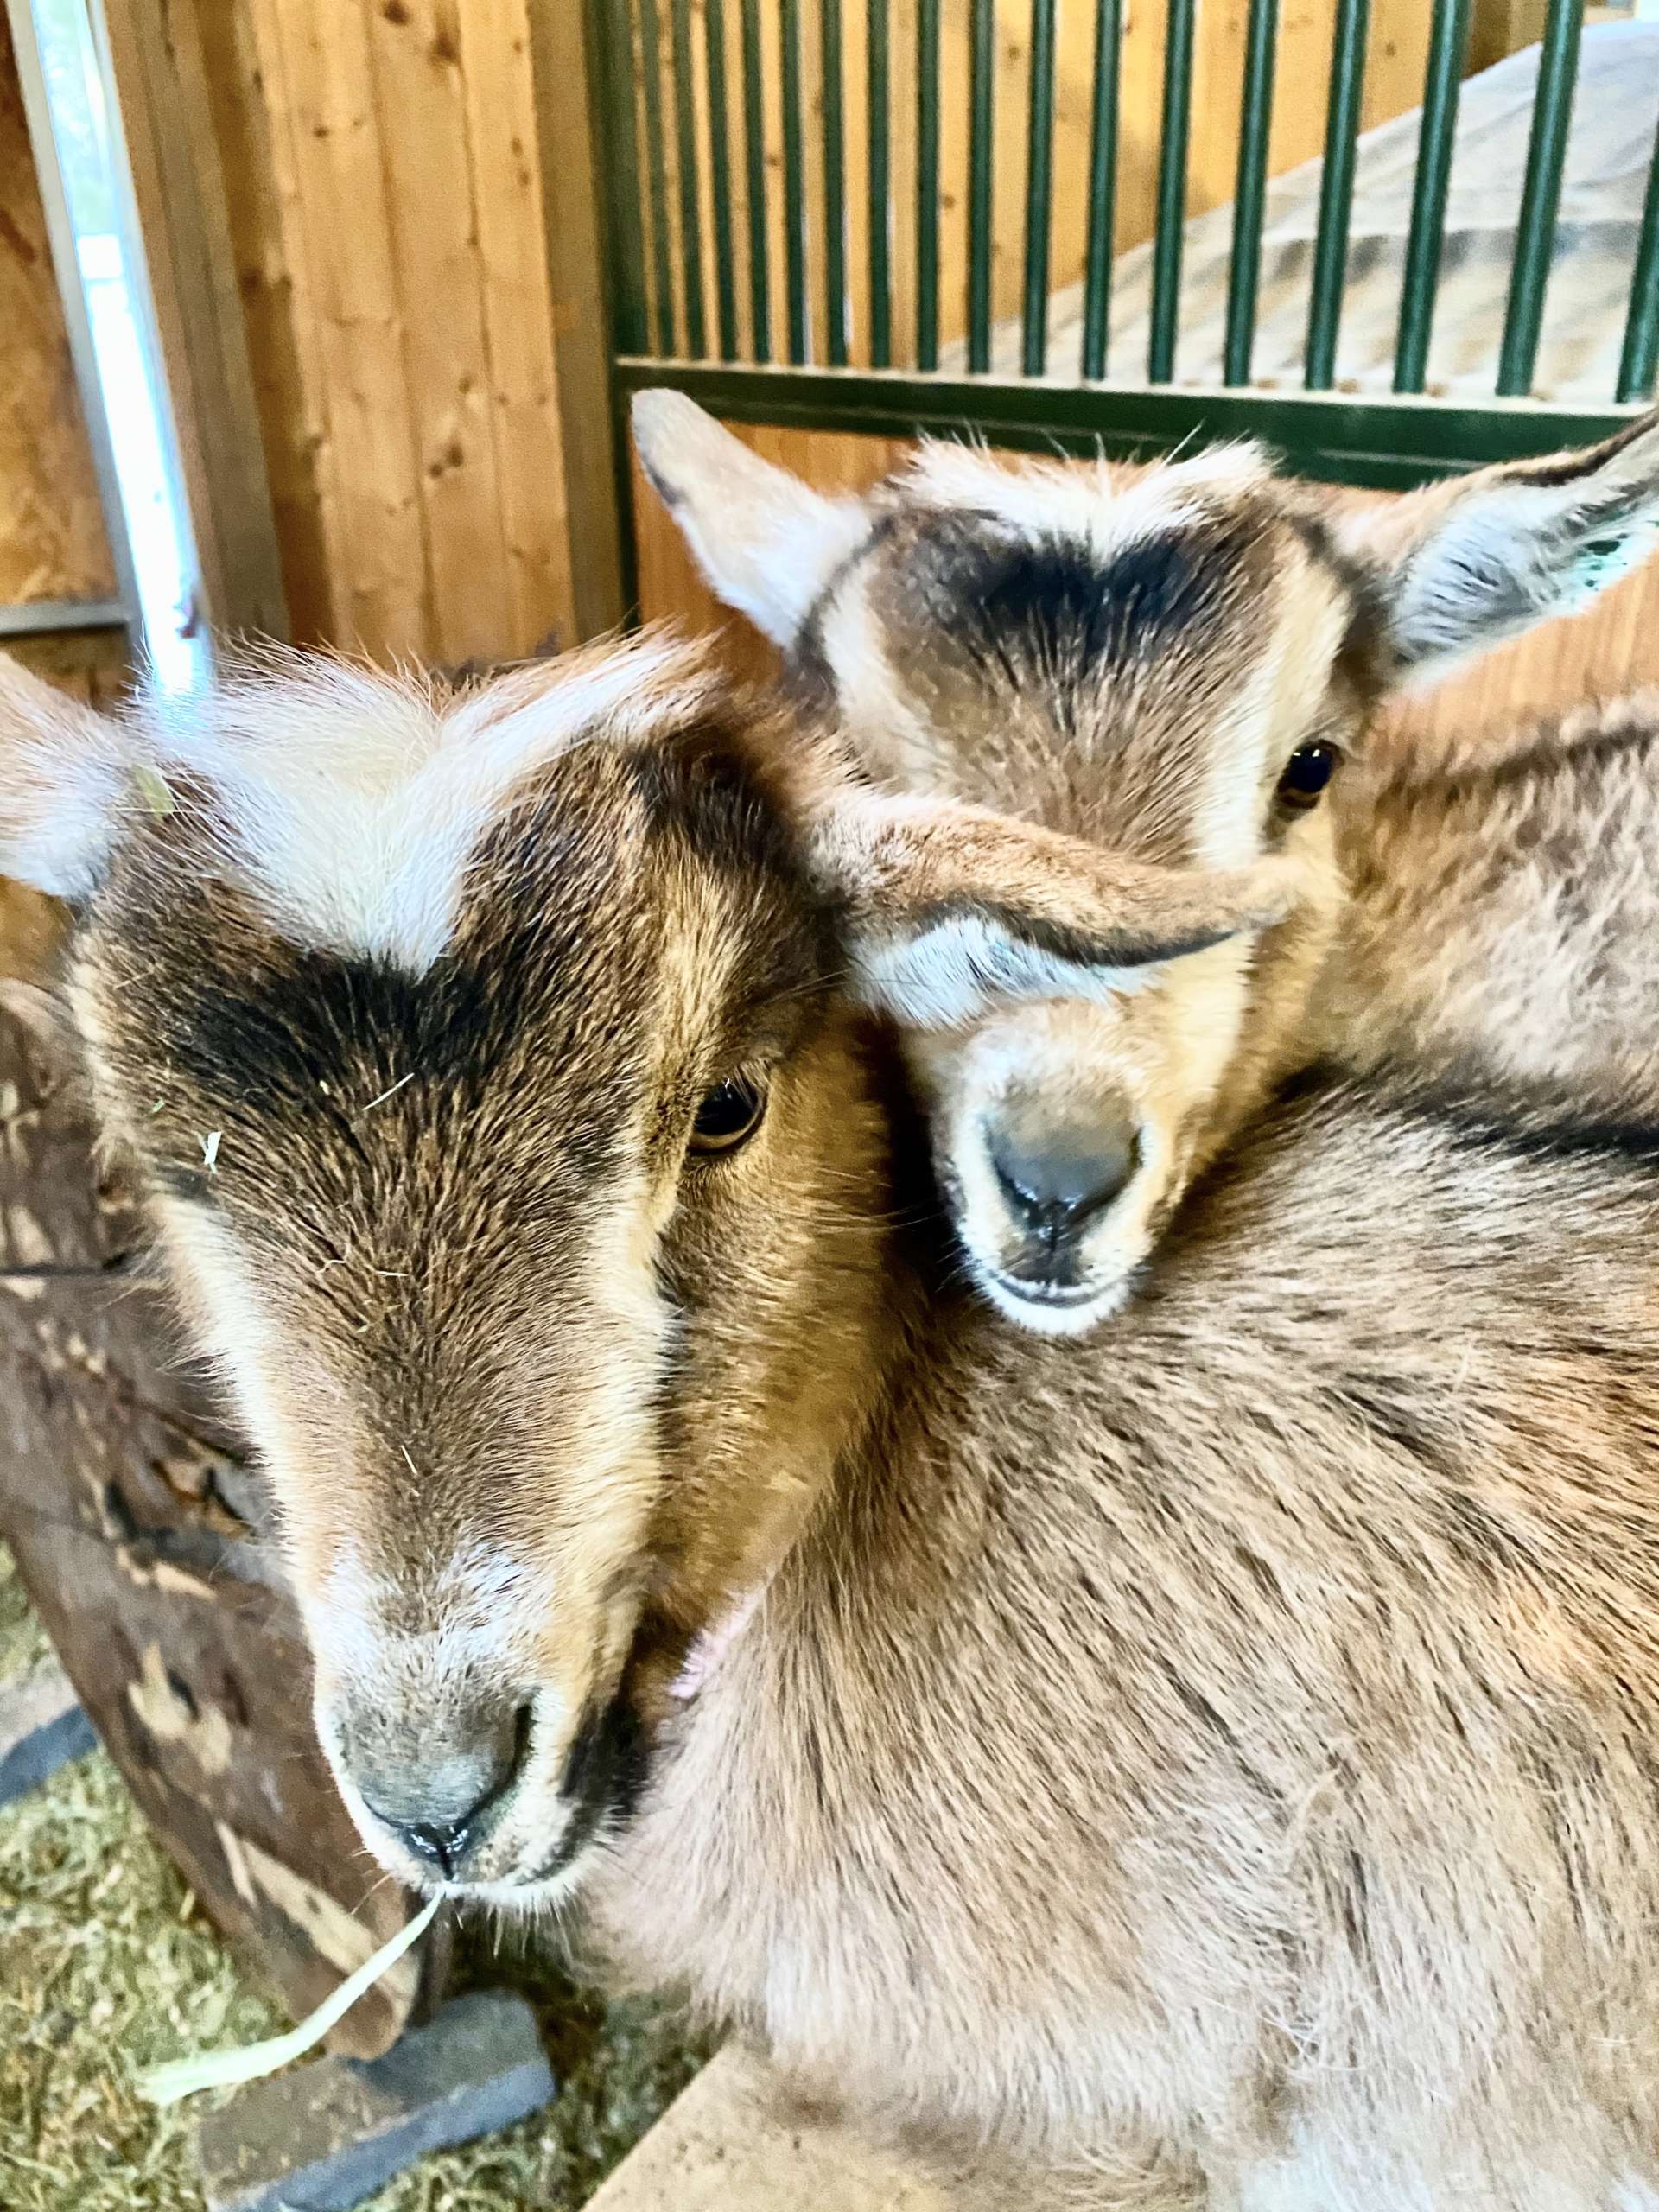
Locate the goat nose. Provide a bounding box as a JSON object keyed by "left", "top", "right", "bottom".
{"left": 352, "top": 1698, "right": 531, "bottom": 1878}
{"left": 989, "top": 1113, "right": 1139, "bottom": 1245}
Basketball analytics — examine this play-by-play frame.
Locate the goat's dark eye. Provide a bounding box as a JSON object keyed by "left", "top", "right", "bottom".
{"left": 689, "top": 1077, "right": 766, "bottom": 1155}
{"left": 1277, "top": 741, "right": 1339, "bottom": 811}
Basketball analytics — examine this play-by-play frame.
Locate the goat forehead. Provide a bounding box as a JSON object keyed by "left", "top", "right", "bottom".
{"left": 90, "top": 729, "right": 824, "bottom": 1259}
{"left": 128, "top": 632, "right": 718, "bottom": 971}
{"left": 836, "top": 505, "right": 1300, "bottom": 848}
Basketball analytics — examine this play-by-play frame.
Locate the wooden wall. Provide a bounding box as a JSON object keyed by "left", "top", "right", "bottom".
{"left": 639, "top": 0, "right": 1440, "bottom": 374}
{"left": 631, "top": 417, "right": 1659, "bottom": 753}
{"left": 146, "top": 0, "right": 611, "bottom": 665}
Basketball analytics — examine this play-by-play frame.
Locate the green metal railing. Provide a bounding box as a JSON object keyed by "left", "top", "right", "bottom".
{"left": 590, "top": 0, "right": 1656, "bottom": 486}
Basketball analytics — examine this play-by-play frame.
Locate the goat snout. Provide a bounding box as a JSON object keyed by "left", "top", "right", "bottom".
{"left": 339, "top": 1692, "right": 531, "bottom": 1881}
{"left": 988, "top": 1106, "right": 1140, "bottom": 1282}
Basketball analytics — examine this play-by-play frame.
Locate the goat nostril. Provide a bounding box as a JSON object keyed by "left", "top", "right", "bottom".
{"left": 402, "top": 1814, "right": 470, "bottom": 1878}
{"left": 990, "top": 1120, "right": 1140, "bottom": 1245}
{"left": 355, "top": 1695, "right": 535, "bottom": 1877}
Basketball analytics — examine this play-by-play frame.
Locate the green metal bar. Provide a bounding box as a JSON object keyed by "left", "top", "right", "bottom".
{"left": 821, "top": 0, "right": 849, "bottom": 366}
{"left": 1022, "top": 0, "right": 1058, "bottom": 378}
{"left": 1080, "top": 0, "right": 1122, "bottom": 383}
{"left": 1305, "top": 0, "right": 1368, "bottom": 391}
{"left": 1223, "top": 0, "right": 1279, "bottom": 388}
{"left": 781, "top": 0, "right": 809, "bottom": 363}
{"left": 671, "top": 0, "right": 707, "bottom": 358}
{"left": 968, "top": 0, "right": 994, "bottom": 373}
{"left": 916, "top": 0, "right": 941, "bottom": 370}
{"left": 1618, "top": 121, "right": 1659, "bottom": 404}
{"left": 868, "top": 0, "right": 892, "bottom": 369}
{"left": 1496, "top": 0, "right": 1580, "bottom": 397}
{"left": 703, "top": 0, "right": 739, "bottom": 360}
{"left": 612, "top": 356, "right": 1643, "bottom": 488}
{"left": 740, "top": 0, "right": 771, "bottom": 364}
{"left": 593, "top": 0, "right": 649, "bottom": 356}
{"left": 637, "top": 0, "right": 675, "bottom": 355}
{"left": 1148, "top": 0, "right": 1197, "bottom": 385}
{"left": 1394, "top": 0, "right": 1471, "bottom": 397}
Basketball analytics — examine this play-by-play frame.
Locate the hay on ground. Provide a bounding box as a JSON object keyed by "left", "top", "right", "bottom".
{"left": 0, "top": 1541, "right": 707, "bottom": 2210}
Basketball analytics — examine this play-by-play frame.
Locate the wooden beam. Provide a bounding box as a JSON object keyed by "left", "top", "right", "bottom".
{"left": 584, "top": 2047, "right": 953, "bottom": 2211}
{"left": 526, "top": 0, "right": 628, "bottom": 635}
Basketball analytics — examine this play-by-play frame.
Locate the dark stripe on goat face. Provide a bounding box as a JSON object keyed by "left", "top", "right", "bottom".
{"left": 559, "top": 1692, "right": 651, "bottom": 1834}
{"left": 899, "top": 515, "right": 1257, "bottom": 694}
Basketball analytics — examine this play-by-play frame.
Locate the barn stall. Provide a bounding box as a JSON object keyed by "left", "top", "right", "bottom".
{"left": 0, "top": 1, "right": 1656, "bottom": 2207}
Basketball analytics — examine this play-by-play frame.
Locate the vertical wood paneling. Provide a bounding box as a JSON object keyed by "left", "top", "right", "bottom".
{"left": 195, "top": 0, "right": 597, "bottom": 659}
{"left": 366, "top": 0, "right": 509, "bottom": 665}
{"left": 256, "top": 0, "right": 430, "bottom": 657}
{"left": 199, "top": 0, "right": 334, "bottom": 642}
{"left": 465, "top": 0, "right": 578, "bottom": 653}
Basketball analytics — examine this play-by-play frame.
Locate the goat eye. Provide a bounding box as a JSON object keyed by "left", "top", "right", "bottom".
{"left": 689, "top": 1077, "right": 766, "bottom": 1155}
{"left": 1277, "top": 741, "right": 1339, "bottom": 811}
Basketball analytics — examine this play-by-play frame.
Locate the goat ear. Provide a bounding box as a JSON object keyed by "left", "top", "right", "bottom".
{"left": 631, "top": 390, "right": 869, "bottom": 646}
{"left": 1341, "top": 409, "right": 1659, "bottom": 687}
{"left": 0, "top": 652, "right": 134, "bottom": 900}
{"left": 810, "top": 793, "right": 1299, "bottom": 1028}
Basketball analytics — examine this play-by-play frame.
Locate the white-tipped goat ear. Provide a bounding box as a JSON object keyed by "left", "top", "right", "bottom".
{"left": 810, "top": 791, "right": 1300, "bottom": 1028}
{"left": 1340, "top": 408, "right": 1659, "bottom": 688}
{"left": 631, "top": 389, "right": 871, "bottom": 646}
{"left": 0, "top": 652, "right": 133, "bottom": 900}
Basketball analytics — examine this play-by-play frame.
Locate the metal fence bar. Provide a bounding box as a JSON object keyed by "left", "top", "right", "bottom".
{"left": 1080, "top": 0, "right": 1122, "bottom": 382}
{"left": 1148, "top": 0, "right": 1197, "bottom": 385}
{"left": 1394, "top": 0, "right": 1471, "bottom": 396}
{"left": 1618, "top": 119, "right": 1659, "bottom": 404}
{"left": 916, "top": 0, "right": 941, "bottom": 370}
{"left": 868, "top": 0, "right": 892, "bottom": 368}
{"left": 1223, "top": 0, "right": 1278, "bottom": 388}
{"left": 1022, "top": 0, "right": 1058, "bottom": 378}
{"left": 1496, "top": 0, "right": 1580, "bottom": 397}
{"left": 968, "top": 0, "right": 995, "bottom": 373}
{"left": 821, "top": 0, "right": 849, "bottom": 366}
{"left": 671, "top": 0, "right": 707, "bottom": 357}
{"left": 1305, "top": 0, "right": 1368, "bottom": 390}
{"left": 637, "top": 0, "right": 676, "bottom": 354}
{"left": 703, "top": 0, "right": 739, "bottom": 359}
{"left": 740, "top": 0, "right": 772, "bottom": 363}
{"left": 781, "top": 0, "right": 809, "bottom": 362}
{"left": 595, "top": 0, "right": 649, "bottom": 355}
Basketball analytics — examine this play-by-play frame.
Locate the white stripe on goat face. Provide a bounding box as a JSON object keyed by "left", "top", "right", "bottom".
{"left": 132, "top": 633, "right": 718, "bottom": 975}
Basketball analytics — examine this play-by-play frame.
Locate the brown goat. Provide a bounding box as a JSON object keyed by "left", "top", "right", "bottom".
{"left": 634, "top": 394, "right": 1659, "bottom": 1332}
{"left": 8, "top": 632, "right": 1659, "bottom": 2203}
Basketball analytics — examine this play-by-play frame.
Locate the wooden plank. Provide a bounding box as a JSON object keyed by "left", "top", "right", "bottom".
{"left": 195, "top": 0, "right": 337, "bottom": 645}
{"left": 0, "top": 14, "right": 118, "bottom": 610}
{"left": 585, "top": 2047, "right": 952, "bottom": 2211}
{"left": 99, "top": 0, "right": 289, "bottom": 638}
{"left": 520, "top": 0, "right": 626, "bottom": 640}
{"left": 462, "top": 0, "right": 576, "bottom": 654}
{"left": 259, "top": 0, "right": 432, "bottom": 659}
{"left": 366, "top": 0, "right": 512, "bottom": 667}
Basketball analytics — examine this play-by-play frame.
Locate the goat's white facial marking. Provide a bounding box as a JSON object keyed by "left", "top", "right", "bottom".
{"left": 135, "top": 633, "right": 715, "bottom": 972}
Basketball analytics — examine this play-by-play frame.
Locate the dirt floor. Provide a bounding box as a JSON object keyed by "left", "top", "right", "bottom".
{"left": 0, "top": 1542, "right": 709, "bottom": 2211}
